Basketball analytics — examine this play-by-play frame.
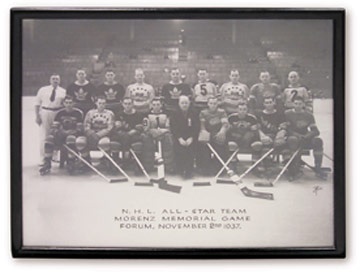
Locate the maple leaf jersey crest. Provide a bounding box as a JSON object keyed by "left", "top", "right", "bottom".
{"left": 169, "top": 87, "right": 182, "bottom": 99}
{"left": 74, "top": 87, "right": 88, "bottom": 101}
{"left": 104, "top": 88, "right": 118, "bottom": 100}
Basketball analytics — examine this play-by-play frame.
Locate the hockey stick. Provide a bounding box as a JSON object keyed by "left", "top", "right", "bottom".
{"left": 323, "top": 152, "right": 334, "bottom": 162}
{"left": 207, "top": 143, "right": 241, "bottom": 183}
{"left": 150, "top": 140, "right": 182, "bottom": 193}
{"left": 63, "top": 144, "right": 126, "bottom": 183}
{"left": 300, "top": 159, "right": 331, "bottom": 173}
{"left": 215, "top": 148, "right": 239, "bottom": 180}
{"left": 129, "top": 148, "right": 153, "bottom": 186}
{"left": 254, "top": 148, "right": 301, "bottom": 187}
{"left": 98, "top": 147, "right": 130, "bottom": 182}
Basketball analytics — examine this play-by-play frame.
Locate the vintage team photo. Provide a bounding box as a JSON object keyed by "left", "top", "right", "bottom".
{"left": 18, "top": 15, "right": 337, "bottom": 250}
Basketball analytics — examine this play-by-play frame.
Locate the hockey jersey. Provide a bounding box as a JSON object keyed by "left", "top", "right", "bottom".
{"left": 84, "top": 109, "right": 114, "bottom": 134}
{"left": 284, "top": 109, "right": 317, "bottom": 135}
{"left": 199, "top": 108, "right": 228, "bottom": 135}
{"left": 256, "top": 110, "right": 285, "bottom": 136}
{"left": 54, "top": 108, "right": 83, "bottom": 131}
{"left": 125, "top": 83, "right": 155, "bottom": 114}
{"left": 228, "top": 113, "right": 258, "bottom": 137}
{"left": 192, "top": 81, "right": 218, "bottom": 109}
{"left": 161, "top": 82, "right": 192, "bottom": 112}
{"left": 219, "top": 82, "right": 250, "bottom": 114}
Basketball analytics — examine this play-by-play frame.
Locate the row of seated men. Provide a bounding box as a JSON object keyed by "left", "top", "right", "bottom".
{"left": 39, "top": 91, "right": 325, "bottom": 181}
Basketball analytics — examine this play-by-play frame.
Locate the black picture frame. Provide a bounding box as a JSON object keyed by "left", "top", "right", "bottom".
{"left": 11, "top": 7, "right": 345, "bottom": 259}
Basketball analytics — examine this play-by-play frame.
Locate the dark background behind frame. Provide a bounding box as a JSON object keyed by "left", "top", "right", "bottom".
{"left": 10, "top": 8, "right": 345, "bottom": 259}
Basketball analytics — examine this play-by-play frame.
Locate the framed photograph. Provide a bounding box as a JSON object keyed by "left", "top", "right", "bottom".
{"left": 11, "top": 8, "right": 345, "bottom": 258}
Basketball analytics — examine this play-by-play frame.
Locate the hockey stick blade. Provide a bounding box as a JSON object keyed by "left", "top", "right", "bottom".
{"left": 216, "top": 178, "right": 236, "bottom": 184}
{"left": 134, "top": 182, "right": 154, "bottom": 187}
{"left": 193, "top": 181, "right": 212, "bottom": 186}
{"left": 241, "top": 186, "right": 274, "bottom": 200}
{"left": 158, "top": 181, "right": 182, "bottom": 193}
{"left": 253, "top": 181, "right": 274, "bottom": 187}
{"left": 109, "top": 177, "right": 128, "bottom": 183}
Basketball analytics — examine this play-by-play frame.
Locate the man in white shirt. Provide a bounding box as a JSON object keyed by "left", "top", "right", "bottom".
{"left": 35, "top": 74, "right": 66, "bottom": 162}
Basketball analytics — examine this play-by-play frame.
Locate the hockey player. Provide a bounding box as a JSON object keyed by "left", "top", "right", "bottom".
{"left": 66, "top": 69, "right": 97, "bottom": 115}
{"left": 282, "top": 71, "right": 312, "bottom": 112}
{"left": 219, "top": 69, "right": 250, "bottom": 114}
{"left": 39, "top": 95, "right": 84, "bottom": 175}
{"left": 161, "top": 67, "right": 192, "bottom": 114}
{"left": 96, "top": 70, "right": 125, "bottom": 114}
{"left": 284, "top": 96, "right": 325, "bottom": 180}
{"left": 83, "top": 96, "right": 115, "bottom": 169}
{"left": 197, "top": 96, "right": 229, "bottom": 175}
{"left": 35, "top": 74, "right": 66, "bottom": 163}
{"left": 125, "top": 68, "right": 155, "bottom": 114}
{"left": 192, "top": 68, "right": 218, "bottom": 113}
{"left": 112, "top": 97, "right": 145, "bottom": 169}
{"left": 170, "top": 95, "right": 200, "bottom": 179}
{"left": 249, "top": 71, "right": 282, "bottom": 112}
{"left": 142, "top": 97, "right": 175, "bottom": 173}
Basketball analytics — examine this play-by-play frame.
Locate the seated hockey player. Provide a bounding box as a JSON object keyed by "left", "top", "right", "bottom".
{"left": 282, "top": 71, "right": 313, "bottom": 112}
{"left": 83, "top": 96, "right": 115, "bottom": 169}
{"left": 39, "top": 95, "right": 84, "bottom": 175}
{"left": 170, "top": 95, "right": 200, "bottom": 179}
{"left": 142, "top": 97, "right": 175, "bottom": 173}
{"left": 218, "top": 69, "right": 250, "bottom": 114}
{"left": 192, "top": 68, "right": 218, "bottom": 114}
{"left": 284, "top": 96, "right": 326, "bottom": 180}
{"left": 249, "top": 71, "right": 282, "bottom": 113}
{"left": 227, "top": 103, "right": 263, "bottom": 174}
{"left": 197, "top": 96, "right": 229, "bottom": 175}
{"left": 96, "top": 69, "right": 125, "bottom": 114}
{"left": 112, "top": 97, "right": 145, "bottom": 170}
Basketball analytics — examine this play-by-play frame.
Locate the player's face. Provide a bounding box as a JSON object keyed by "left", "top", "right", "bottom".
{"left": 96, "top": 99, "right": 107, "bottom": 111}
{"left": 260, "top": 72, "right": 270, "bottom": 84}
{"left": 105, "top": 72, "right": 115, "bottom": 82}
{"left": 152, "top": 101, "right": 162, "bottom": 112}
{"left": 207, "top": 99, "right": 218, "bottom": 111}
{"left": 237, "top": 105, "right": 248, "bottom": 116}
{"left": 76, "top": 71, "right": 87, "bottom": 82}
{"left": 135, "top": 71, "right": 145, "bottom": 83}
{"left": 122, "top": 99, "right": 133, "bottom": 111}
{"left": 293, "top": 100, "right": 304, "bottom": 112}
{"left": 229, "top": 71, "right": 240, "bottom": 83}
{"left": 288, "top": 72, "right": 299, "bottom": 84}
{"left": 179, "top": 98, "right": 190, "bottom": 111}
{"left": 198, "top": 71, "right": 207, "bottom": 82}
{"left": 50, "top": 75, "right": 60, "bottom": 86}
{"left": 63, "top": 99, "right": 74, "bottom": 110}
{"left": 263, "top": 99, "right": 275, "bottom": 110}
{"left": 170, "top": 70, "right": 181, "bottom": 82}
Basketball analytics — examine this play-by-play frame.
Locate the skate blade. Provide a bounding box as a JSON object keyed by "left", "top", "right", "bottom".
{"left": 241, "top": 186, "right": 274, "bottom": 200}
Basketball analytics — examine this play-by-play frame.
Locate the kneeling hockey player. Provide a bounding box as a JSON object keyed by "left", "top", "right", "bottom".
{"left": 39, "top": 95, "right": 84, "bottom": 175}
{"left": 284, "top": 96, "right": 326, "bottom": 180}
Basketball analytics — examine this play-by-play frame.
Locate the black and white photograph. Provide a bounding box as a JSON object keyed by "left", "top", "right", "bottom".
{"left": 11, "top": 8, "right": 345, "bottom": 258}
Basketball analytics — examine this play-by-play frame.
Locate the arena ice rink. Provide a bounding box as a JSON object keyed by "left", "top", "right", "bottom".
{"left": 21, "top": 97, "right": 334, "bottom": 249}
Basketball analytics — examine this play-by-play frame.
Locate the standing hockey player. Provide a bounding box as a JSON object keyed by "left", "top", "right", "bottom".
{"left": 161, "top": 67, "right": 192, "bottom": 114}
{"left": 192, "top": 68, "right": 218, "bottom": 113}
{"left": 39, "top": 95, "right": 84, "bottom": 175}
{"left": 96, "top": 70, "right": 125, "bottom": 114}
{"left": 197, "top": 96, "right": 229, "bottom": 175}
{"left": 67, "top": 69, "right": 97, "bottom": 115}
{"left": 170, "top": 95, "right": 200, "bottom": 179}
{"left": 284, "top": 96, "right": 325, "bottom": 180}
{"left": 249, "top": 71, "right": 282, "bottom": 112}
{"left": 125, "top": 68, "right": 155, "bottom": 114}
{"left": 112, "top": 97, "right": 145, "bottom": 169}
{"left": 219, "top": 69, "right": 250, "bottom": 114}
{"left": 35, "top": 74, "right": 66, "bottom": 162}
{"left": 83, "top": 96, "right": 115, "bottom": 168}
{"left": 142, "top": 97, "right": 175, "bottom": 173}
{"left": 282, "top": 71, "right": 312, "bottom": 112}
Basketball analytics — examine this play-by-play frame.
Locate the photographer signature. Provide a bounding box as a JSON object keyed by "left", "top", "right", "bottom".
{"left": 313, "top": 185, "right": 323, "bottom": 196}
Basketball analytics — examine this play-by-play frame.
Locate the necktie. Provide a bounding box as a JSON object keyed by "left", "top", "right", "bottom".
{"left": 50, "top": 87, "right": 56, "bottom": 102}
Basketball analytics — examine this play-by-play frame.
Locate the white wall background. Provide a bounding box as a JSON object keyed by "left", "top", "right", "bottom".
{"left": 1, "top": 0, "right": 356, "bottom": 272}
